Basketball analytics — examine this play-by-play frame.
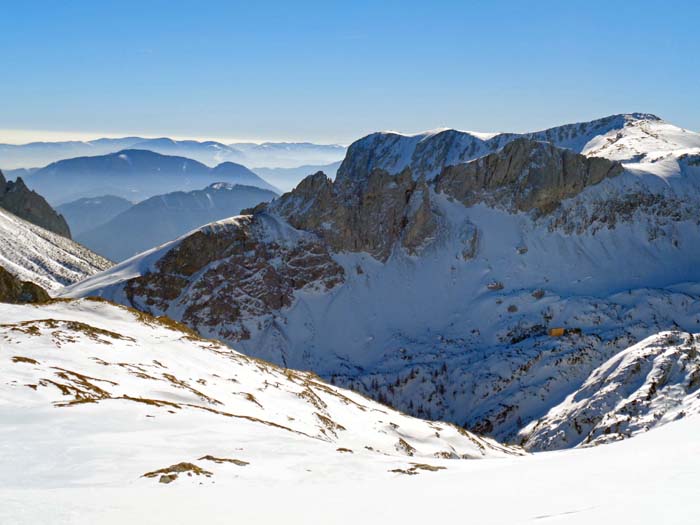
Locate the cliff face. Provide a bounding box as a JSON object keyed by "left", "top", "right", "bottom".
{"left": 271, "top": 169, "right": 438, "bottom": 261}
{"left": 0, "top": 171, "right": 71, "bottom": 238}
{"left": 269, "top": 137, "right": 620, "bottom": 260}
{"left": 120, "top": 216, "right": 344, "bottom": 343}
{"left": 435, "top": 138, "right": 622, "bottom": 214}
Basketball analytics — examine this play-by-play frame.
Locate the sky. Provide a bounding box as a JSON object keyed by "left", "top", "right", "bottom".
{"left": 1, "top": 0, "right": 698, "bottom": 144}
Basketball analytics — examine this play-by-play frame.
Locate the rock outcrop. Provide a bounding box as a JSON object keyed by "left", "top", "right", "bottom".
{"left": 435, "top": 138, "right": 622, "bottom": 214}
{"left": 268, "top": 138, "right": 620, "bottom": 259}
{"left": 123, "top": 216, "right": 344, "bottom": 342}
{"left": 0, "top": 170, "right": 71, "bottom": 238}
{"left": 271, "top": 169, "right": 439, "bottom": 261}
{"left": 0, "top": 265, "right": 50, "bottom": 304}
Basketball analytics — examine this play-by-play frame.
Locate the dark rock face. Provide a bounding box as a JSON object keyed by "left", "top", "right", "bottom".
{"left": 123, "top": 217, "right": 344, "bottom": 341}
{"left": 435, "top": 139, "right": 623, "bottom": 214}
{"left": 0, "top": 266, "right": 50, "bottom": 304}
{"left": 0, "top": 171, "right": 71, "bottom": 238}
{"left": 272, "top": 169, "right": 439, "bottom": 261}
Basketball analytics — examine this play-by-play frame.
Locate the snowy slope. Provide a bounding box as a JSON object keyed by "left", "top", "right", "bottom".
{"left": 3, "top": 300, "right": 697, "bottom": 524}
{"left": 520, "top": 330, "right": 700, "bottom": 450}
{"left": 0, "top": 208, "right": 112, "bottom": 290}
{"left": 0, "top": 303, "right": 698, "bottom": 525}
{"left": 0, "top": 299, "right": 516, "bottom": 490}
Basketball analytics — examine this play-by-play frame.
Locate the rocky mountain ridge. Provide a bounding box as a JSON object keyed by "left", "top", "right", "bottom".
{"left": 63, "top": 113, "right": 700, "bottom": 447}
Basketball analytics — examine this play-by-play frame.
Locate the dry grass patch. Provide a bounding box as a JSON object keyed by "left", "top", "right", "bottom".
{"left": 314, "top": 412, "right": 346, "bottom": 438}
{"left": 143, "top": 462, "right": 213, "bottom": 484}
{"left": 395, "top": 438, "right": 416, "bottom": 456}
{"left": 410, "top": 463, "right": 446, "bottom": 472}
{"left": 198, "top": 455, "right": 249, "bottom": 466}
{"left": 11, "top": 356, "right": 39, "bottom": 365}
{"left": 389, "top": 463, "right": 447, "bottom": 476}
{"left": 162, "top": 372, "right": 221, "bottom": 405}
{"left": 2, "top": 318, "right": 134, "bottom": 344}
{"left": 121, "top": 395, "right": 182, "bottom": 409}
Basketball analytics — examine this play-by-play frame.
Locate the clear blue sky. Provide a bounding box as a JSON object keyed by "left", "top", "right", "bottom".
{"left": 1, "top": 0, "right": 698, "bottom": 144}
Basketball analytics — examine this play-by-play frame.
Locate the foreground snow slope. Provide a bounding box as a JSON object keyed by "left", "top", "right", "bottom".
{"left": 2, "top": 370, "right": 698, "bottom": 524}
{"left": 0, "top": 299, "right": 516, "bottom": 491}
{"left": 0, "top": 208, "right": 112, "bottom": 290}
{"left": 1, "top": 299, "right": 698, "bottom": 524}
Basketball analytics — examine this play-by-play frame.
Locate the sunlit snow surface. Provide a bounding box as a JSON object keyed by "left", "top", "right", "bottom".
{"left": 1, "top": 299, "right": 697, "bottom": 524}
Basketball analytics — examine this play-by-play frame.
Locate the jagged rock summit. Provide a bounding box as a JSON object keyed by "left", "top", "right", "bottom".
{"left": 0, "top": 170, "right": 71, "bottom": 237}
{"left": 63, "top": 113, "right": 700, "bottom": 447}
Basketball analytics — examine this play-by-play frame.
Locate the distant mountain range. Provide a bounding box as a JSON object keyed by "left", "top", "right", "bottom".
{"left": 74, "top": 183, "right": 278, "bottom": 261}
{"left": 56, "top": 195, "right": 133, "bottom": 236}
{"left": 16, "top": 149, "right": 278, "bottom": 205}
{"left": 0, "top": 137, "right": 346, "bottom": 170}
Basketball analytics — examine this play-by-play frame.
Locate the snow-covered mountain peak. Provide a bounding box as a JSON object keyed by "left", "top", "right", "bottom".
{"left": 336, "top": 114, "right": 699, "bottom": 187}
{"left": 578, "top": 114, "right": 700, "bottom": 162}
